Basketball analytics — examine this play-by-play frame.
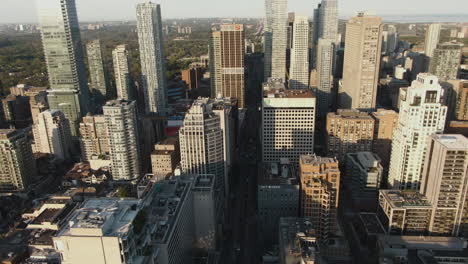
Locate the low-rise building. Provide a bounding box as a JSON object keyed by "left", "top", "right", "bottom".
{"left": 151, "top": 137, "right": 180, "bottom": 179}
{"left": 278, "top": 217, "right": 319, "bottom": 264}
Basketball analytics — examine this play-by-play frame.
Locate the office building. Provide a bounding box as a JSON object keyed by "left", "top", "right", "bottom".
{"left": 326, "top": 109, "right": 375, "bottom": 161}
{"left": 315, "top": 38, "right": 335, "bottom": 119}
{"left": 264, "top": 0, "right": 288, "bottom": 80}
{"left": 278, "top": 217, "right": 318, "bottom": 264}
{"left": 388, "top": 74, "right": 447, "bottom": 190}
{"left": 37, "top": 0, "right": 90, "bottom": 136}
{"left": 371, "top": 109, "right": 398, "bottom": 170}
{"left": 53, "top": 198, "right": 155, "bottom": 264}
{"left": 314, "top": 0, "right": 339, "bottom": 44}
{"left": 345, "top": 152, "right": 383, "bottom": 209}
{"left": 78, "top": 115, "right": 109, "bottom": 162}
{"left": 112, "top": 44, "right": 132, "bottom": 100}
{"left": 424, "top": 23, "right": 441, "bottom": 58}
{"left": 33, "top": 110, "right": 73, "bottom": 160}
{"left": 300, "top": 155, "right": 340, "bottom": 241}
{"left": 421, "top": 134, "right": 468, "bottom": 237}
{"left": 220, "top": 24, "right": 245, "bottom": 108}
{"left": 0, "top": 129, "right": 36, "bottom": 192}
{"left": 1, "top": 95, "right": 32, "bottom": 129}
{"left": 339, "top": 12, "right": 383, "bottom": 110}
{"left": 192, "top": 175, "right": 219, "bottom": 250}
{"left": 209, "top": 31, "right": 222, "bottom": 98}
{"left": 86, "top": 39, "right": 108, "bottom": 97}
{"left": 262, "top": 80, "right": 316, "bottom": 164}
{"left": 136, "top": 2, "right": 168, "bottom": 114}
{"left": 378, "top": 190, "right": 432, "bottom": 235}
{"left": 151, "top": 137, "right": 180, "bottom": 178}
{"left": 289, "top": 15, "right": 310, "bottom": 90}
{"left": 385, "top": 25, "right": 398, "bottom": 54}
{"left": 258, "top": 160, "right": 300, "bottom": 245}
{"left": 103, "top": 100, "right": 140, "bottom": 181}
{"left": 179, "top": 98, "right": 225, "bottom": 193}
{"left": 429, "top": 42, "right": 463, "bottom": 82}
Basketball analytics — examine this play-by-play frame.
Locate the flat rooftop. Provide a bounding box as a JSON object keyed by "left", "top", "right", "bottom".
{"left": 380, "top": 190, "right": 431, "bottom": 208}
{"left": 57, "top": 198, "right": 140, "bottom": 237}
{"left": 279, "top": 217, "right": 317, "bottom": 262}
{"left": 330, "top": 109, "right": 373, "bottom": 119}
{"left": 431, "top": 134, "right": 468, "bottom": 150}
{"left": 264, "top": 89, "right": 315, "bottom": 99}
{"left": 378, "top": 235, "right": 467, "bottom": 251}
{"left": 193, "top": 175, "right": 215, "bottom": 189}
{"left": 259, "top": 161, "right": 298, "bottom": 186}
{"left": 359, "top": 213, "right": 386, "bottom": 235}
{"left": 300, "top": 155, "right": 338, "bottom": 166}
{"left": 347, "top": 152, "right": 381, "bottom": 171}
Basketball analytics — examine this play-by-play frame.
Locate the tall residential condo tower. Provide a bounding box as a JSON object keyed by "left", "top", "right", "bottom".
{"left": 86, "top": 39, "right": 108, "bottom": 98}
{"left": 424, "top": 23, "right": 441, "bottom": 58}
{"left": 289, "top": 15, "right": 310, "bottom": 90}
{"left": 112, "top": 44, "right": 133, "bottom": 100}
{"left": 264, "top": 0, "right": 288, "bottom": 81}
{"left": 388, "top": 74, "right": 447, "bottom": 190}
{"left": 37, "top": 0, "right": 90, "bottom": 137}
{"left": 339, "top": 12, "right": 383, "bottom": 111}
{"left": 136, "top": 1, "right": 168, "bottom": 115}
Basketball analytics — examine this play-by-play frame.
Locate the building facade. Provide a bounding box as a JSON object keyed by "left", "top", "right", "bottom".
{"left": 388, "top": 74, "right": 447, "bottom": 190}
{"left": 424, "top": 23, "right": 441, "bottom": 58}
{"left": 262, "top": 79, "right": 316, "bottom": 164}
{"left": 103, "top": 100, "right": 140, "bottom": 181}
{"left": 264, "top": 0, "right": 288, "bottom": 80}
{"left": 429, "top": 42, "right": 463, "bottom": 82}
{"left": 315, "top": 38, "right": 335, "bottom": 119}
{"left": 33, "top": 110, "right": 73, "bottom": 160}
{"left": 326, "top": 109, "right": 375, "bottom": 161}
{"left": 151, "top": 137, "right": 180, "bottom": 178}
{"left": 86, "top": 39, "right": 108, "bottom": 98}
{"left": 136, "top": 2, "right": 168, "bottom": 114}
{"left": 339, "top": 12, "right": 383, "bottom": 110}
{"left": 289, "top": 15, "right": 310, "bottom": 90}
{"left": 371, "top": 109, "right": 399, "bottom": 170}
{"left": 112, "top": 44, "right": 132, "bottom": 100}
{"left": 78, "top": 115, "right": 109, "bottom": 162}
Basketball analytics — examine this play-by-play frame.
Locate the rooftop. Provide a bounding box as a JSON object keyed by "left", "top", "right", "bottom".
{"left": 380, "top": 190, "right": 431, "bottom": 208}
{"left": 330, "top": 109, "right": 373, "bottom": 119}
{"left": 300, "top": 154, "right": 338, "bottom": 166}
{"left": 264, "top": 88, "right": 315, "bottom": 99}
{"left": 358, "top": 213, "right": 386, "bottom": 235}
{"left": 431, "top": 134, "right": 468, "bottom": 150}
{"left": 0, "top": 129, "right": 23, "bottom": 140}
{"left": 346, "top": 152, "right": 382, "bottom": 172}
{"left": 104, "top": 99, "right": 134, "bottom": 107}
{"left": 259, "top": 161, "right": 298, "bottom": 186}
{"left": 57, "top": 198, "right": 140, "bottom": 237}
{"left": 378, "top": 235, "right": 467, "bottom": 251}
{"left": 279, "top": 217, "right": 318, "bottom": 263}
{"left": 193, "top": 174, "right": 215, "bottom": 189}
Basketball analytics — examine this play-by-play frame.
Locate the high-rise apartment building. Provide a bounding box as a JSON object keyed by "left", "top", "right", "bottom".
{"left": 300, "top": 155, "right": 340, "bottom": 241}
{"left": 220, "top": 24, "right": 245, "bottom": 108}
{"left": 262, "top": 79, "right": 316, "bottom": 164}
{"left": 371, "top": 109, "right": 399, "bottom": 169}
{"left": 264, "top": 0, "right": 288, "bottom": 80}
{"left": 112, "top": 44, "right": 132, "bottom": 100}
{"left": 424, "top": 23, "right": 441, "bottom": 58}
{"left": 421, "top": 134, "right": 468, "bottom": 237}
{"left": 326, "top": 109, "right": 375, "bottom": 161}
{"left": 339, "top": 12, "right": 383, "bottom": 110}
{"left": 33, "top": 110, "right": 73, "bottom": 160}
{"left": 388, "top": 74, "right": 447, "bottom": 190}
{"left": 136, "top": 2, "right": 167, "bottom": 114}
{"left": 86, "top": 39, "right": 108, "bottom": 97}
{"left": 315, "top": 39, "right": 335, "bottom": 119}
{"left": 179, "top": 98, "right": 225, "bottom": 193}
{"left": 103, "top": 100, "right": 140, "bottom": 181}
{"left": 429, "top": 42, "right": 463, "bottom": 82}
{"left": 448, "top": 80, "right": 468, "bottom": 121}
{"left": 78, "top": 115, "right": 109, "bottom": 162}
{"left": 1, "top": 95, "right": 32, "bottom": 129}
{"left": 289, "top": 15, "right": 310, "bottom": 90}
{"left": 0, "top": 129, "right": 36, "bottom": 192}
{"left": 37, "top": 0, "right": 90, "bottom": 137}
{"left": 209, "top": 31, "right": 222, "bottom": 98}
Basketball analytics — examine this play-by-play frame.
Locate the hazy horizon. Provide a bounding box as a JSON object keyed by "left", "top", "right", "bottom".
{"left": 1, "top": 0, "right": 468, "bottom": 24}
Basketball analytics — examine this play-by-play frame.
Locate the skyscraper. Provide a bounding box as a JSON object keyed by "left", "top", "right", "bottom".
{"left": 429, "top": 42, "right": 463, "bottom": 82}
{"left": 421, "top": 134, "right": 468, "bottom": 237}
{"left": 209, "top": 31, "right": 222, "bottom": 98}
{"left": 112, "top": 44, "right": 132, "bottom": 100}
{"left": 86, "top": 39, "right": 108, "bottom": 98}
{"left": 33, "top": 110, "right": 73, "bottom": 160}
{"left": 179, "top": 98, "right": 225, "bottom": 193}
{"left": 262, "top": 79, "right": 316, "bottom": 164}
{"left": 220, "top": 24, "right": 245, "bottom": 108}
{"left": 300, "top": 155, "right": 340, "bottom": 241}
{"left": 78, "top": 115, "right": 109, "bottom": 162}
{"left": 0, "top": 129, "right": 36, "bottom": 192}
{"left": 103, "top": 100, "right": 140, "bottom": 181}
{"left": 289, "top": 15, "right": 310, "bottom": 90}
{"left": 37, "top": 0, "right": 90, "bottom": 137}
{"left": 388, "top": 74, "right": 448, "bottom": 190}
{"left": 424, "top": 23, "right": 441, "bottom": 58}
{"left": 317, "top": 0, "right": 339, "bottom": 42}
{"left": 339, "top": 12, "right": 383, "bottom": 110}
{"left": 315, "top": 39, "right": 335, "bottom": 119}
{"left": 386, "top": 25, "right": 398, "bottom": 54}
{"left": 136, "top": 1, "right": 167, "bottom": 115}
{"left": 264, "top": 0, "right": 288, "bottom": 81}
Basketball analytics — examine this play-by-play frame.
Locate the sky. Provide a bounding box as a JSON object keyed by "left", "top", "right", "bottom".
{"left": 1, "top": 0, "right": 468, "bottom": 23}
